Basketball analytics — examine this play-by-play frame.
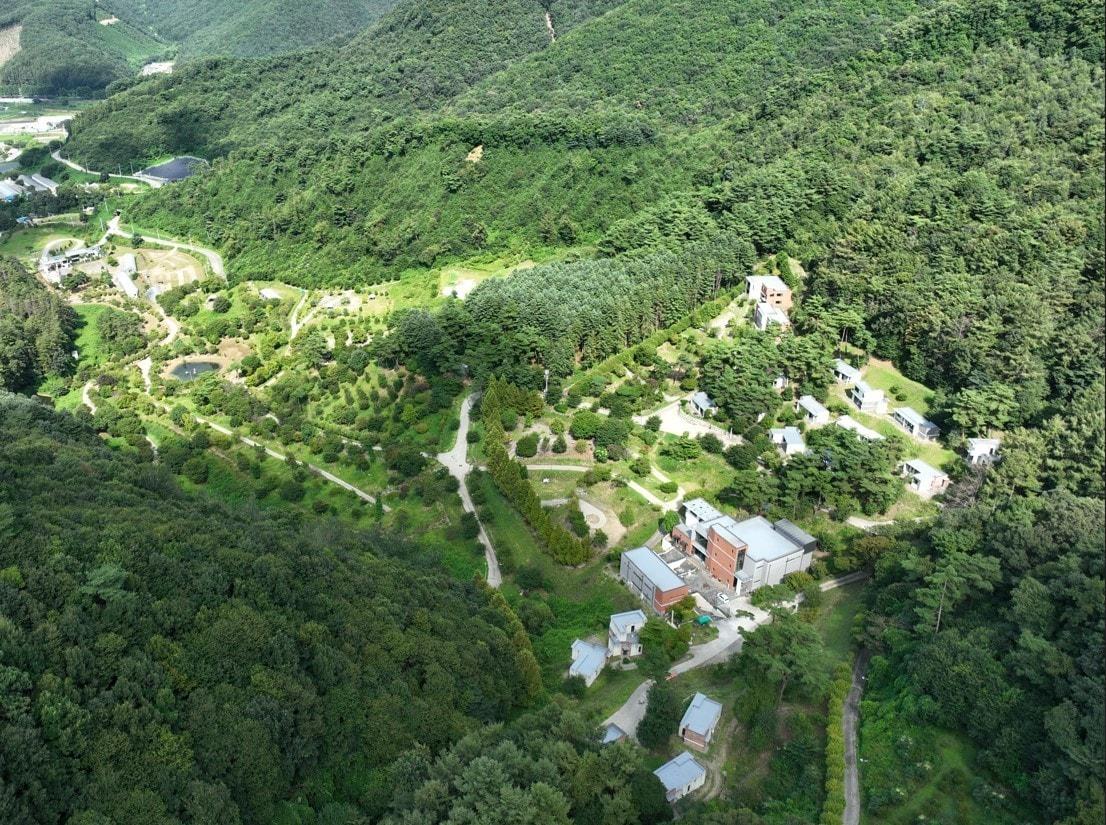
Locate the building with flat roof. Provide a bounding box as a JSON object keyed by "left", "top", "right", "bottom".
{"left": 966, "top": 437, "right": 1001, "bottom": 465}
{"left": 901, "top": 459, "right": 949, "bottom": 499}
{"left": 619, "top": 546, "right": 689, "bottom": 614}
{"left": 654, "top": 751, "right": 707, "bottom": 802}
{"left": 849, "top": 380, "right": 887, "bottom": 415}
{"left": 754, "top": 301, "right": 790, "bottom": 332}
{"left": 892, "top": 407, "right": 940, "bottom": 440}
{"left": 745, "top": 274, "right": 792, "bottom": 310}
{"left": 672, "top": 499, "right": 816, "bottom": 593}
{"left": 836, "top": 415, "right": 884, "bottom": 441}
{"left": 796, "top": 395, "right": 830, "bottom": 427}
{"left": 679, "top": 692, "right": 723, "bottom": 751}
{"left": 608, "top": 609, "right": 647, "bottom": 658}
{"left": 569, "top": 639, "right": 607, "bottom": 687}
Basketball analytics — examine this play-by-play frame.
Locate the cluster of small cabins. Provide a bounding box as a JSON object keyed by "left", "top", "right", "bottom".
{"left": 570, "top": 608, "right": 648, "bottom": 686}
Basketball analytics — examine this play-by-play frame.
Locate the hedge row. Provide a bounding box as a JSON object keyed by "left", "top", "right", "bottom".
{"left": 821, "top": 661, "right": 854, "bottom": 824}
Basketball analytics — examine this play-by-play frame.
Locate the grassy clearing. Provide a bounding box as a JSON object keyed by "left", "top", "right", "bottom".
{"left": 860, "top": 719, "right": 1038, "bottom": 825}
{"left": 72, "top": 304, "right": 110, "bottom": 367}
{"left": 828, "top": 383, "right": 956, "bottom": 469}
{"left": 861, "top": 359, "right": 937, "bottom": 416}
{"left": 0, "top": 226, "right": 89, "bottom": 264}
{"left": 477, "top": 474, "right": 639, "bottom": 684}
{"left": 529, "top": 469, "right": 582, "bottom": 500}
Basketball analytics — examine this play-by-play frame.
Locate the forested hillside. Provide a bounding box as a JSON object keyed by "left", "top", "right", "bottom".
{"left": 108, "top": 0, "right": 398, "bottom": 59}
{"left": 0, "top": 258, "right": 75, "bottom": 392}
{"left": 0, "top": 1, "right": 167, "bottom": 95}
{"left": 860, "top": 464, "right": 1104, "bottom": 822}
{"left": 0, "top": 0, "right": 398, "bottom": 95}
{"left": 84, "top": 0, "right": 1098, "bottom": 423}
{"left": 0, "top": 393, "right": 540, "bottom": 823}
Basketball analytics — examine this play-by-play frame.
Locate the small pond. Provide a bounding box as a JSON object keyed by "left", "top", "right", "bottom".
{"left": 169, "top": 360, "right": 219, "bottom": 381}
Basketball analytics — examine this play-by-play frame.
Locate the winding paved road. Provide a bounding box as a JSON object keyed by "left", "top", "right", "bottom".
{"left": 843, "top": 650, "right": 872, "bottom": 825}
{"left": 99, "top": 216, "right": 226, "bottom": 279}
{"left": 51, "top": 150, "right": 164, "bottom": 188}
{"left": 436, "top": 394, "right": 501, "bottom": 586}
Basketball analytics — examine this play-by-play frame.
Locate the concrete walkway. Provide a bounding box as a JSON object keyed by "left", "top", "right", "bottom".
{"left": 602, "top": 679, "right": 653, "bottom": 740}
{"left": 436, "top": 394, "right": 501, "bottom": 587}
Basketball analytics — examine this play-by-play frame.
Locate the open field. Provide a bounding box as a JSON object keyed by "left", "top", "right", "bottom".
{"left": 0, "top": 226, "right": 90, "bottom": 265}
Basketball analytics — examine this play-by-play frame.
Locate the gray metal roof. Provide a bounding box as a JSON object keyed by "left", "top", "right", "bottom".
{"left": 797, "top": 395, "right": 829, "bottom": 417}
{"left": 601, "top": 723, "right": 627, "bottom": 744}
{"left": 609, "top": 609, "right": 647, "bottom": 636}
{"left": 732, "top": 516, "right": 803, "bottom": 562}
{"left": 569, "top": 639, "right": 606, "bottom": 680}
{"left": 622, "top": 546, "right": 685, "bottom": 592}
{"left": 894, "top": 407, "right": 937, "bottom": 431}
{"left": 903, "top": 459, "right": 946, "bottom": 482}
{"left": 691, "top": 391, "right": 715, "bottom": 410}
{"left": 773, "top": 519, "right": 817, "bottom": 550}
{"left": 834, "top": 359, "right": 861, "bottom": 380}
{"left": 680, "top": 692, "right": 723, "bottom": 737}
{"left": 654, "top": 751, "right": 706, "bottom": 791}
{"left": 771, "top": 426, "right": 805, "bottom": 448}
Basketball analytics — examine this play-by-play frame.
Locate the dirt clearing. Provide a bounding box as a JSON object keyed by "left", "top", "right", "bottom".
{"left": 0, "top": 25, "right": 21, "bottom": 68}
{"left": 135, "top": 248, "right": 204, "bottom": 292}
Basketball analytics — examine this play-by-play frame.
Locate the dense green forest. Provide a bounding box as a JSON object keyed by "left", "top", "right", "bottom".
{"left": 0, "top": 1, "right": 169, "bottom": 95}
{"left": 0, "top": 258, "right": 75, "bottom": 392}
{"left": 0, "top": 0, "right": 398, "bottom": 96}
{"left": 108, "top": 0, "right": 397, "bottom": 59}
{"left": 64, "top": 0, "right": 1103, "bottom": 416}
{"left": 860, "top": 475, "right": 1104, "bottom": 822}
{"left": 4, "top": 0, "right": 1105, "bottom": 821}
{"left": 0, "top": 392, "right": 543, "bottom": 823}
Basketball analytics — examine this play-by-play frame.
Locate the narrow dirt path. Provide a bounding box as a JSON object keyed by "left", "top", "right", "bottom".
{"left": 843, "top": 650, "right": 872, "bottom": 825}
{"left": 288, "top": 289, "right": 310, "bottom": 340}
{"left": 435, "top": 394, "right": 501, "bottom": 586}
{"left": 81, "top": 381, "right": 97, "bottom": 414}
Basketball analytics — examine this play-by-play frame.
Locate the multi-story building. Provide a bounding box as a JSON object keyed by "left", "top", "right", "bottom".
{"left": 671, "top": 499, "right": 816, "bottom": 593}
{"left": 848, "top": 380, "right": 888, "bottom": 415}
{"left": 619, "top": 547, "right": 690, "bottom": 614}
{"left": 745, "top": 275, "right": 793, "bottom": 310}
{"left": 608, "top": 609, "right": 647, "bottom": 657}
